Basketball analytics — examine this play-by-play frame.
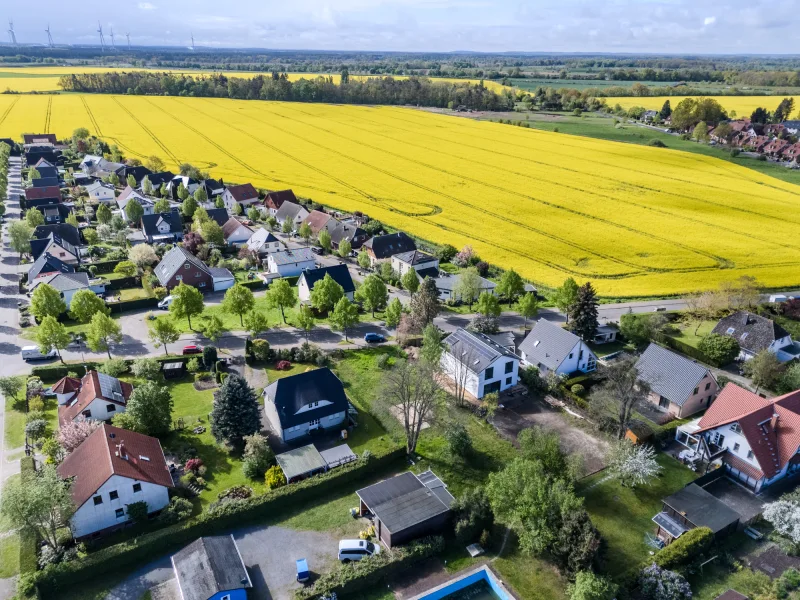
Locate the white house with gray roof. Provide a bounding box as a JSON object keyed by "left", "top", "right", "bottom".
{"left": 84, "top": 181, "right": 116, "bottom": 204}
{"left": 266, "top": 248, "right": 316, "bottom": 277}
{"left": 518, "top": 319, "right": 597, "bottom": 376}
{"left": 635, "top": 343, "right": 718, "bottom": 419}
{"left": 274, "top": 201, "right": 310, "bottom": 230}
{"left": 28, "top": 272, "right": 106, "bottom": 309}
{"left": 441, "top": 328, "right": 520, "bottom": 399}
{"left": 434, "top": 272, "right": 496, "bottom": 303}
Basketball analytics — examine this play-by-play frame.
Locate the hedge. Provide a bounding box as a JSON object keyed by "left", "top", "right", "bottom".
{"left": 31, "top": 355, "right": 191, "bottom": 381}
{"left": 295, "top": 536, "right": 445, "bottom": 600}
{"left": 238, "top": 279, "right": 265, "bottom": 290}
{"left": 19, "top": 457, "right": 39, "bottom": 575}
{"left": 652, "top": 526, "right": 713, "bottom": 571}
{"left": 33, "top": 446, "right": 405, "bottom": 598}
{"left": 99, "top": 276, "right": 139, "bottom": 291}
{"left": 107, "top": 296, "right": 160, "bottom": 314}
{"left": 80, "top": 259, "right": 122, "bottom": 275}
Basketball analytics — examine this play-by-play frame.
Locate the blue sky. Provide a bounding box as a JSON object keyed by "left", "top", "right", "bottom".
{"left": 7, "top": 0, "right": 800, "bottom": 53}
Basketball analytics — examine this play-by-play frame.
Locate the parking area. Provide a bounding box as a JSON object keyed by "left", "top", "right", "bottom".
{"left": 701, "top": 476, "right": 765, "bottom": 524}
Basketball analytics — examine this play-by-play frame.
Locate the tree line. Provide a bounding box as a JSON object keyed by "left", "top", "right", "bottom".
{"left": 58, "top": 71, "right": 515, "bottom": 110}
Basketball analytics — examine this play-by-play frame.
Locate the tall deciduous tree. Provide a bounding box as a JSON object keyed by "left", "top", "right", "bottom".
{"left": 357, "top": 273, "right": 388, "bottom": 316}
{"left": 476, "top": 291, "right": 501, "bottom": 318}
{"left": 338, "top": 239, "right": 352, "bottom": 259}
{"left": 148, "top": 317, "right": 180, "bottom": 355}
{"left": 210, "top": 374, "right": 261, "bottom": 451}
{"left": 421, "top": 324, "right": 443, "bottom": 366}
{"left": 410, "top": 277, "right": 439, "bottom": 332}
{"left": 86, "top": 312, "right": 123, "bottom": 359}
{"left": 454, "top": 267, "right": 482, "bottom": 309}
{"left": 607, "top": 441, "right": 662, "bottom": 488}
{"left": 25, "top": 208, "right": 44, "bottom": 227}
{"left": 568, "top": 282, "right": 599, "bottom": 342}
{"left": 330, "top": 297, "right": 359, "bottom": 342}
{"left": 113, "top": 381, "right": 173, "bottom": 435}
{"left": 552, "top": 277, "right": 579, "bottom": 321}
{"left": 200, "top": 314, "right": 225, "bottom": 343}
{"left": 56, "top": 418, "right": 103, "bottom": 453}
{"left": 518, "top": 293, "right": 539, "bottom": 331}
{"left": 384, "top": 361, "right": 442, "bottom": 454}
{"left": 170, "top": 282, "right": 205, "bottom": 330}
{"left": 128, "top": 244, "right": 159, "bottom": 268}
{"left": 142, "top": 175, "right": 153, "bottom": 196}
{"left": 181, "top": 195, "right": 198, "bottom": 218}
{"left": 384, "top": 297, "right": 403, "bottom": 330}
{"left": 96, "top": 203, "right": 112, "bottom": 225}
{"left": 298, "top": 222, "right": 312, "bottom": 245}
{"left": 36, "top": 316, "right": 71, "bottom": 363}
{"left": 310, "top": 273, "right": 345, "bottom": 314}
{"left": 8, "top": 221, "right": 32, "bottom": 257}
{"left": 296, "top": 305, "right": 315, "bottom": 343}
{"left": 222, "top": 284, "right": 255, "bottom": 326}
{"left": 145, "top": 155, "right": 165, "bottom": 172}
{"left": 497, "top": 269, "right": 524, "bottom": 303}
{"left": 318, "top": 229, "right": 332, "bottom": 253}
{"left": 243, "top": 310, "right": 269, "bottom": 338}
{"left": 126, "top": 174, "right": 137, "bottom": 188}
{"left": 30, "top": 283, "right": 67, "bottom": 320}
{"left": 401, "top": 269, "right": 420, "bottom": 296}
{"left": 744, "top": 350, "right": 786, "bottom": 394}
{"left": 266, "top": 278, "right": 296, "bottom": 323}
{"left": 357, "top": 250, "right": 371, "bottom": 270}
{"left": 125, "top": 197, "right": 144, "bottom": 225}
{"left": 590, "top": 357, "right": 650, "bottom": 439}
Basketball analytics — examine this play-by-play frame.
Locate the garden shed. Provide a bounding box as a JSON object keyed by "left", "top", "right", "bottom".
{"left": 275, "top": 444, "right": 328, "bottom": 483}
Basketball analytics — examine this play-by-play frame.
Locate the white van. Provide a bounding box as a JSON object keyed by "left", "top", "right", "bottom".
{"left": 338, "top": 539, "right": 380, "bottom": 563}
{"left": 21, "top": 346, "right": 57, "bottom": 361}
{"left": 158, "top": 295, "right": 174, "bottom": 310}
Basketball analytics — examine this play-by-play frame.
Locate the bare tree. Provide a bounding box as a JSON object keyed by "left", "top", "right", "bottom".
{"left": 589, "top": 357, "right": 651, "bottom": 440}
{"left": 385, "top": 361, "right": 443, "bottom": 454}
{"left": 444, "top": 339, "right": 477, "bottom": 408}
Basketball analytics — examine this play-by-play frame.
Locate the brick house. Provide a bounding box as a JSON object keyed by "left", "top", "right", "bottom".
{"left": 155, "top": 246, "right": 213, "bottom": 291}
{"left": 222, "top": 183, "right": 260, "bottom": 211}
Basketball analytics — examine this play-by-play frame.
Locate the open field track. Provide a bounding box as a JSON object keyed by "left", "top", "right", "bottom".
{"left": 3, "top": 93, "right": 800, "bottom": 296}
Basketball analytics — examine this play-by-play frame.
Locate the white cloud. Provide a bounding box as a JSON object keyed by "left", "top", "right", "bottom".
{"left": 138, "top": 2, "right": 156, "bottom": 10}
{"left": 704, "top": 16, "right": 716, "bottom": 25}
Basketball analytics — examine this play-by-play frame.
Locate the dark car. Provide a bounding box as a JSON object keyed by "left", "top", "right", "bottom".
{"left": 182, "top": 345, "right": 203, "bottom": 355}
{"left": 364, "top": 332, "right": 385, "bottom": 344}
{"left": 311, "top": 246, "right": 323, "bottom": 255}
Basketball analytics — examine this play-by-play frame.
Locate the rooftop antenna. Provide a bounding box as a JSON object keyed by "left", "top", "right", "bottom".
{"left": 7, "top": 20, "right": 17, "bottom": 47}
{"left": 97, "top": 21, "right": 105, "bottom": 51}
{"left": 45, "top": 23, "right": 54, "bottom": 48}
{"left": 109, "top": 26, "right": 116, "bottom": 49}
{"left": 126, "top": 32, "right": 130, "bottom": 51}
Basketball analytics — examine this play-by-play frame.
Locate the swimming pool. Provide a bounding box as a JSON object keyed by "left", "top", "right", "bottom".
{"left": 408, "top": 566, "right": 515, "bottom": 600}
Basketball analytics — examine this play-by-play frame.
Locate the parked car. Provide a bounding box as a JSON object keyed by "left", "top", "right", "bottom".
{"left": 21, "top": 346, "right": 58, "bottom": 361}
{"left": 158, "top": 295, "right": 174, "bottom": 310}
{"left": 311, "top": 246, "right": 323, "bottom": 255}
{"left": 182, "top": 345, "right": 203, "bottom": 355}
{"left": 364, "top": 332, "right": 385, "bottom": 344}
{"left": 338, "top": 539, "right": 380, "bottom": 563}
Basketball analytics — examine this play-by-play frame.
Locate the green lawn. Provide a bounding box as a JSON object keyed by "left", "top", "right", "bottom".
{"left": 589, "top": 340, "right": 627, "bottom": 357}
{"left": 3, "top": 389, "right": 58, "bottom": 450}
{"left": 577, "top": 454, "right": 697, "bottom": 578}
{"left": 264, "top": 362, "right": 314, "bottom": 382}
{"left": 0, "top": 533, "right": 19, "bottom": 578}
{"left": 117, "top": 288, "right": 153, "bottom": 301}
{"left": 667, "top": 319, "right": 716, "bottom": 349}
{"left": 689, "top": 565, "right": 773, "bottom": 600}
{"left": 494, "top": 552, "right": 567, "bottom": 600}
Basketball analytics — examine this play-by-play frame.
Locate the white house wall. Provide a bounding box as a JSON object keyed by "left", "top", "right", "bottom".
{"left": 75, "top": 397, "right": 126, "bottom": 423}
{"left": 704, "top": 423, "right": 763, "bottom": 472}
{"left": 70, "top": 474, "right": 169, "bottom": 538}
{"left": 283, "top": 411, "right": 346, "bottom": 441}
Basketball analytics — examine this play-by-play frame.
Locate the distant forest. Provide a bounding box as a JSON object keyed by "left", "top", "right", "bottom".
{"left": 57, "top": 71, "right": 515, "bottom": 110}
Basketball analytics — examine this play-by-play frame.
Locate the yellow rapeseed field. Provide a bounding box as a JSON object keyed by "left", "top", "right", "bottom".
{"left": 0, "top": 66, "right": 508, "bottom": 93}
{"left": 607, "top": 95, "right": 800, "bottom": 118}
{"left": 2, "top": 93, "right": 799, "bottom": 296}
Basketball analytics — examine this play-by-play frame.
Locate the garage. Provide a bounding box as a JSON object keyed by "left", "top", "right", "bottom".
{"left": 210, "top": 267, "right": 235, "bottom": 292}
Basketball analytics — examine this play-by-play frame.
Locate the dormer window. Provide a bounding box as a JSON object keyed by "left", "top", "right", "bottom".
{"left": 730, "top": 423, "right": 742, "bottom": 434}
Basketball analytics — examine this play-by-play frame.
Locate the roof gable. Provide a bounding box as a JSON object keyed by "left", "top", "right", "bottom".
{"left": 226, "top": 183, "right": 258, "bottom": 202}
{"left": 141, "top": 212, "right": 183, "bottom": 237}
{"left": 712, "top": 311, "right": 790, "bottom": 354}
{"left": 265, "top": 368, "right": 348, "bottom": 428}
{"left": 222, "top": 217, "right": 254, "bottom": 239}
{"left": 365, "top": 232, "right": 416, "bottom": 258}
{"left": 25, "top": 185, "right": 61, "bottom": 201}
{"left": 518, "top": 319, "right": 586, "bottom": 370}
{"left": 156, "top": 246, "right": 209, "bottom": 285}
{"left": 264, "top": 189, "right": 296, "bottom": 208}
{"left": 300, "top": 264, "right": 355, "bottom": 294}
{"left": 635, "top": 343, "right": 712, "bottom": 405}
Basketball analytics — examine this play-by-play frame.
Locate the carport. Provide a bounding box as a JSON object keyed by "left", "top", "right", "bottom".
{"left": 275, "top": 444, "right": 327, "bottom": 483}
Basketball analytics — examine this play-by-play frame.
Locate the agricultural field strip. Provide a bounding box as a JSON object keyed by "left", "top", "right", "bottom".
{"left": 606, "top": 95, "right": 800, "bottom": 117}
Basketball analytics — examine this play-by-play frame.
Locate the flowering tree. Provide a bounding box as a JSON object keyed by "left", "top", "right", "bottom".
{"left": 56, "top": 418, "right": 103, "bottom": 453}
{"left": 764, "top": 498, "right": 800, "bottom": 544}
{"left": 639, "top": 564, "right": 692, "bottom": 600}
{"left": 607, "top": 441, "right": 662, "bottom": 488}
{"left": 452, "top": 245, "right": 475, "bottom": 268}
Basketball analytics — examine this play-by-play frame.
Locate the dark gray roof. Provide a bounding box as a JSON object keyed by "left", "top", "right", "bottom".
{"left": 635, "top": 343, "right": 712, "bottom": 406}
{"left": 208, "top": 267, "right": 234, "bottom": 280}
{"left": 299, "top": 264, "right": 355, "bottom": 294}
{"left": 156, "top": 246, "right": 209, "bottom": 286}
{"left": 715, "top": 591, "right": 749, "bottom": 600}
{"left": 434, "top": 272, "right": 495, "bottom": 293}
{"left": 28, "top": 272, "right": 89, "bottom": 293}
{"left": 328, "top": 221, "right": 366, "bottom": 247}
{"left": 269, "top": 248, "right": 315, "bottom": 266}
{"left": 356, "top": 471, "right": 452, "bottom": 534}
{"left": 205, "top": 208, "right": 230, "bottom": 227}
{"left": 275, "top": 444, "right": 327, "bottom": 480}
{"left": 28, "top": 252, "right": 76, "bottom": 281}
{"left": 443, "top": 328, "right": 519, "bottom": 374}
{"left": 31, "top": 177, "right": 60, "bottom": 188}
{"left": 171, "top": 535, "right": 252, "bottom": 600}
{"left": 141, "top": 211, "right": 183, "bottom": 239}
{"left": 712, "top": 311, "right": 791, "bottom": 355}
{"left": 144, "top": 171, "right": 176, "bottom": 187}
{"left": 393, "top": 250, "right": 437, "bottom": 266}
{"left": 275, "top": 201, "right": 309, "bottom": 222}
{"left": 518, "top": 319, "right": 586, "bottom": 371}
{"left": 364, "top": 232, "right": 416, "bottom": 259}
{"left": 416, "top": 267, "right": 439, "bottom": 279}
{"left": 264, "top": 367, "right": 348, "bottom": 429}
{"left": 33, "top": 224, "right": 81, "bottom": 247}
{"left": 662, "top": 484, "right": 740, "bottom": 533}
{"left": 30, "top": 233, "right": 78, "bottom": 262}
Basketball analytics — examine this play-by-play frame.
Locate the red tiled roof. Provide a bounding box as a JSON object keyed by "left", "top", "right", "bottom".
{"left": 697, "top": 384, "right": 771, "bottom": 430}
{"left": 58, "top": 371, "right": 133, "bottom": 425}
{"left": 52, "top": 376, "right": 81, "bottom": 394}
{"left": 303, "top": 210, "right": 333, "bottom": 235}
{"left": 723, "top": 453, "right": 765, "bottom": 481}
{"left": 226, "top": 183, "right": 258, "bottom": 203}
{"left": 263, "top": 189, "right": 296, "bottom": 210}
{"left": 58, "top": 424, "right": 173, "bottom": 507}
{"left": 25, "top": 186, "right": 61, "bottom": 201}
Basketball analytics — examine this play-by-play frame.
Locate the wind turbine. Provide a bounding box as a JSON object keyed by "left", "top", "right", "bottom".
{"left": 45, "top": 23, "right": 54, "bottom": 48}
{"left": 97, "top": 21, "right": 105, "bottom": 51}
{"left": 190, "top": 32, "right": 195, "bottom": 51}
{"left": 7, "top": 20, "right": 17, "bottom": 47}
{"left": 109, "top": 26, "right": 116, "bottom": 49}
{"left": 126, "top": 32, "right": 130, "bottom": 51}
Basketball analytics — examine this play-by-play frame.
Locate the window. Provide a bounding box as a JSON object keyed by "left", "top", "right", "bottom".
{"left": 659, "top": 396, "right": 669, "bottom": 409}
{"left": 309, "top": 419, "right": 320, "bottom": 426}
{"left": 504, "top": 362, "right": 513, "bottom": 374}
{"left": 730, "top": 423, "right": 742, "bottom": 434}
{"left": 82, "top": 410, "right": 91, "bottom": 418}
{"left": 734, "top": 443, "right": 741, "bottom": 452}
{"left": 106, "top": 404, "right": 116, "bottom": 413}
{"left": 741, "top": 332, "right": 749, "bottom": 341}
{"left": 747, "top": 450, "right": 754, "bottom": 459}
{"left": 485, "top": 367, "right": 494, "bottom": 379}
{"left": 115, "top": 508, "right": 125, "bottom": 519}
{"left": 109, "top": 490, "right": 118, "bottom": 501}
{"left": 93, "top": 495, "right": 103, "bottom": 506}
{"left": 175, "top": 275, "right": 183, "bottom": 281}
{"left": 132, "top": 483, "right": 141, "bottom": 493}
{"left": 579, "top": 350, "right": 584, "bottom": 360}
{"left": 199, "top": 282, "right": 206, "bottom": 288}
{"left": 184, "top": 263, "right": 190, "bottom": 269}
{"left": 195, "top": 272, "right": 201, "bottom": 278}
{"left": 693, "top": 387, "right": 699, "bottom": 395}
{"left": 569, "top": 353, "right": 573, "bottom": 359}
{"left": 705, "top": 382, "right": 711, "bottom": 391}
{"left": 505, "top": 377, "right": 512, "bottom": 385}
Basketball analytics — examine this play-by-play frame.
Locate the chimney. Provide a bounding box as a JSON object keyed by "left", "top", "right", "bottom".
{"left": 771, "top": 413, "right": 779, "bottom": 431}
{"left": 117, "top": 442, "right": 127, "bottom": 460}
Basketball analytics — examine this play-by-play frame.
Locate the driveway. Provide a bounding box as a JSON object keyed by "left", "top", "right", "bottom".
{"left": 107, "top": 522, "right": 355, "bottom": 600}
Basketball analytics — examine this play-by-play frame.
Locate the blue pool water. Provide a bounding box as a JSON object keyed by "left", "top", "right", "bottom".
{"left": 411, "top": 567, "right": 512, "bottom": 600}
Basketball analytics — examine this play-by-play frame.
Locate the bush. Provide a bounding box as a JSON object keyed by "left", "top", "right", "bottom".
{"left": 153, "top": 287, "right": 168, "bottom": 300}
{"left": 130, "top": 358, "right": 162, "bottom": 381}
{"left": 375, "top": 354, "right": 390, "bottom": 370}
{"left": 445, "top": 422, "right": 472, "bottom": 458}
{"left": 276, "top": 360, "right": 292, "bottom": 371}
{"left": 698, "top": 334, "right": 740, "bottom": 366}
{"left": 266, "top": 465, "right": 286, "bottom": 489}
{"left": 653, "top": 526, "right": 713, "bottom": 570}
{"left": 186, "top": 358, "right": 201, "bottom": 373}
{"left": 28, "top": 397, "right": 45, "bottom": 412}
{"left": 202, "top": 346, "right": 218, "bottom": 370}
{"left": 126, "top": 501, "right": 149, "bottom": 523}
{"left": 571, "top": 384, "right": 585, "bottom": 396}
{"left": 452, "top": 488, "right": 494, "bottom": 545}
{"left": 251, "top": 339, "right": 271, "bottom": 362}
{"left": 97, "top": 358, "right": 128, "bottom": 378}
{"left": 648, "top": 139, "right": 667, "bottom": 148}
{"left": 158, "top": 497, "right": 193, "bottom": 525}
{"left": 242, "top": 433, "right": 274, "bottom": 480}
{"left": 776, "top": 568, "right": 800, "bottom": 599}
{"left": 185, "top": 458, "right": 203, "bottom": 473}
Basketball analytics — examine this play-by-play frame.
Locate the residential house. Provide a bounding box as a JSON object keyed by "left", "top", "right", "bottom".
{"left": 31, "top": 177, "right": 60, "bottom": 189}
{"left": 782, "top": 120, "right": 800, "bottom": 135}
{"left": 205, "top": 207, "right": 230, "bottom": 227}
{"left": 114, "top": 165, "right": 152, "bottom": 186}
{"left": 434, "top": 271, "right": 496, "bottom": 303}
{"left": 24, "top": 185, "right": 61, "bottom": 209}
{"left": 356, "top": 471, "right": 454, "bottom": 548}
{"left": 33, "top": 223, "right": 82, "bottom": 249}
{"left": 30, "top": 233, "right": 80, "bottom": 264}
{"left": 28, "top": 272, "right": 105, "bottom": 309}
{"left": 171, "top": 536, "right": 252, "bottom": 600}
{"left": 298, "top": 264, "right": 355, "bottom": 303}
{"left": 84, "top": 181, "right": 116, "bottom": 204}
{"left": 200, "top": 178, "right": 225, "bottom": 202}
{"left": 263, "top": 367, "right": 349, "bottom": 442}
{"left": 33, "top": 158, "right": 59, "bottom": 180}
{"left": 593, "top": 325, "right": 618, "bottom": 345}
{"left": 765, "top": 123, "right": 787, "bottom": 137}
{"left": 166, "top": 175, "right": 200, "bottom": 200}
{"left": 221, "top": 217, "right": 255, "bottom": 247}
{"left": 141, "top": 211, "right": 184, "bottom": 244}
{"left": 81, "top": 157, "right": 125, "bottom": 180}
{"left": 642, "top": 110, "right": 659, "bottom": 122}
{"left": 246, "top": 228, "right": 283, "bottom": 255}
{"left": 58, "top": 370, "right": 133, "bottom": 425}
{"left": 265, "top": 248, "right": 316, "bottom": 277}
{"left": 142, "top": 171, "right": 176, "bottom": 190}
{"left": 275, "top": 201, "right": 310, "bottom": 230}
{"left": 712, "top": 311, "right": 796, "bottom": 362}
{"left": 783, "top": 143, "right": 800, "bottom": 162}
{"left": 635, "top": 343, "right": 719, "bottom": 419}
{"left": 329, "top": 220, "right": 368, "bottom": 250}
{"left": 116, "top": 186, "right": 155, "bottom": 222}
{"left": 24, "top": 133, "right": 57, "bottom": 146}
{"left": 518, "top": 319, "right": 597, "bottom": 375}
{"left": 57, "top": 424, "right": 172, "bottom": 539}
{"left": 50, "top": 376, "right": 82, "bottom": 405}
{"left": 441, "top": 328, "right": 520, "bottom": 399}
{"left": 28, "top": 252, "right": 76, "bottom": 281}
{"left": 391, "top": 250, "right": 439, "bottom": 278}
{"left": 155, "top": 246, "right": 235, "bottom": 292}
{"left": 363, "top": 232, "right": 416, "bottom": 266}
{"left": 745, "top": 135, "right": 770, "bottom": 153}
{"left": 222, "top": 183, "right": 260, "bottom": 211}
{"left": 41, "top": 203, "right": 74, "bottom": 225}
{"left": 764, "top": 138, "right": 790, "bottom": 158}
{"left": 675, "top": 384, "right": 800, "bottom": 492}
{"left": 303, "top": 210, "right": 337, "bottom": 237}
{"left": 652, "top": 483, "right": 740, "bottom": 546}
{"left": 25, "top": 146, "right": 59, "bottom": 167}
{"left": 263, "top": 189, "right": 297, "bottom": 216}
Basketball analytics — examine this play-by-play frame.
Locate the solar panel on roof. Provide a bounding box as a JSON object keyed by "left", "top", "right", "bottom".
{"left": 97, "top": 372, "right": 123, "bottom": 400}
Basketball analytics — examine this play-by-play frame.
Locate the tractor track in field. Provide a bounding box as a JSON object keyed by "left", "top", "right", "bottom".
{"left": 291, "top": 106, "right": 799, "bottom": 256}
{"left": 110, "top": 96, "right": 181, "bottom": 166}
{"left": 0, "top": 96, "right": 19, "bottom": 128}
{"left": 43, "top": 96, "right": 52, "bottom": 133}
{"left": 80, "top": 96, "right": 104, "bottom": 137}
